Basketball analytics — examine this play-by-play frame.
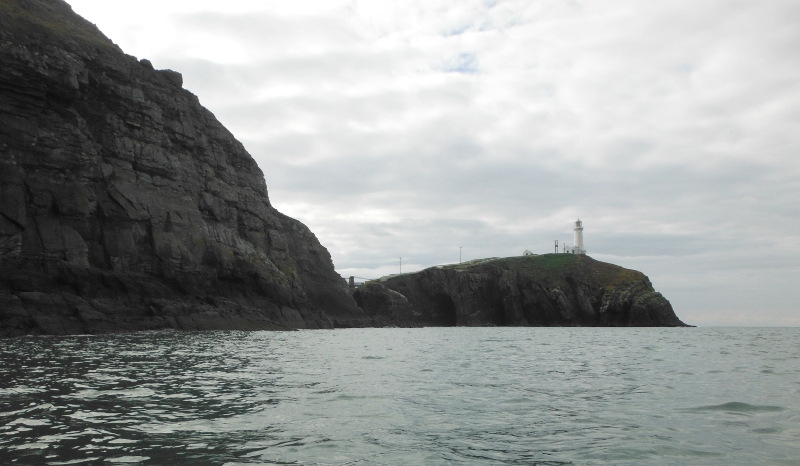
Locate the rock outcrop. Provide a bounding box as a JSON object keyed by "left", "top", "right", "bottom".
{"left": 353, "top": 255, "right": 688, "bottom": 327}
{"left": 0, "top": 0, "right": 687, "bottom": 336}
{"left": 0, "top": 0, "right": 369, "bottom": 336}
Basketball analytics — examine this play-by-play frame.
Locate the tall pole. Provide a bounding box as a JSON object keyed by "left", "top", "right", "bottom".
{"left": 554, "top": 240, "right": 558, "bottom": 254}
{"left": 399, "top": 257, "right": 402, "bottom": 274}
{"left": 459, "top": 246, "right": 463, "bottom": 263}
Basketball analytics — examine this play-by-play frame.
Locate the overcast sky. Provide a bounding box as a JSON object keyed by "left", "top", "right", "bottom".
{"left": 66, "top": 0, "right": 800, "bottom": 326}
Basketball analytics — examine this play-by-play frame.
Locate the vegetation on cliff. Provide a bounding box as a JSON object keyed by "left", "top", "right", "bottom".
{"left": 354, "top": 254, "right": 687, "bottom": 327}
{"left": 0, "top": 0, "right": 117, "bottom": 51}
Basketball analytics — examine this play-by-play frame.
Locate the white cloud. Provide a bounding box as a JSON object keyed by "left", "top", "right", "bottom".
{"left": 65, "top": 0, "right": 800, "bottom": 325}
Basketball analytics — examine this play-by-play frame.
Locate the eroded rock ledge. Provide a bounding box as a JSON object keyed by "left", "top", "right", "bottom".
{"left": 353, "top": 255, "right": 688, "bottom": 327}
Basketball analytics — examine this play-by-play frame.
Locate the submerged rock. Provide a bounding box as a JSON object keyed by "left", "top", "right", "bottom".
{"left": 0, "top": 0, "right": 368, "bottom": 336}
{"left": 353, "top": 255, "right": 688, "bottom": 327}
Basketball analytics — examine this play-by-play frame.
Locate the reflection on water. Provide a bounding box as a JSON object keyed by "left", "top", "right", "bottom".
{"left": 1, "top": 328, "right": 798, "bottom": 465}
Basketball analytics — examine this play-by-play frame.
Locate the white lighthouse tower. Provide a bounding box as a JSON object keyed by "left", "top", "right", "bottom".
{"left": 574, "top": 219, "right": 584, "bottom": 250}
{"left": 565, "top": 219, "right": 586, "bottom": 255}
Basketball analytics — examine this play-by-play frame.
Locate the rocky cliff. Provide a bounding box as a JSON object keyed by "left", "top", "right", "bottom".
{"left": 0, "top": 0, "right": 369, "bottom": 336}
{"left": 0, "top": 0, "right": 687, "bottom": 336}
{"left": 353, "top": 255, "right": 687, "bottom": 327}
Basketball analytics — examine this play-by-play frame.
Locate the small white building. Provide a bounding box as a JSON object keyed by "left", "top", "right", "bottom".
{"left": 522, "top": 249, "right": 534, "bottom": 256}
{"left": 563, "top": 219, "right": 586, "bottom": 255}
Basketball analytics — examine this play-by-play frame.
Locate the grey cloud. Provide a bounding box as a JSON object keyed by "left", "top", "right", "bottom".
{"left": 96, "top": 0, "right": 800, "bottom": 325}
{"left": 173, "top": 11, "right": 364, "bottom": 56}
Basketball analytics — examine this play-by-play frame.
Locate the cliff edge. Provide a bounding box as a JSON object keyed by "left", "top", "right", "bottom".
{"left": 0, "top": 0, "right": 687, "bottom": 336}
{"left": 0, "top": 0, "right": 369, "bottom": 336}
{"left": 353, "top": 255, "right": 688, "bottom": 327}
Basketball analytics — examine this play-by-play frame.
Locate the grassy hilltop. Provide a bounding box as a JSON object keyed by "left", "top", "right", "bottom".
{"left": 356, "top": 254, "right": 687, "bottom": 327}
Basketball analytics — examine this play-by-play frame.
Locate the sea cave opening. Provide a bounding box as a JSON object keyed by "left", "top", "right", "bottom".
{"left": 433, "top": 293, "right": 458, "bottom": 326}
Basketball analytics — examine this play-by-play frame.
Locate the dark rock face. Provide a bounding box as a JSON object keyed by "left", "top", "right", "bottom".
{"left": 0, "top": 0, "right": 368, "bottom": 336}
{"left": 353, "top": 255, "right": 688, "bottom": 327}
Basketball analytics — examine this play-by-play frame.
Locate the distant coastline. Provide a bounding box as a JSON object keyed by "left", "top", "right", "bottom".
{"left": 353, "top": 254, "right": 688, "bottom": 327}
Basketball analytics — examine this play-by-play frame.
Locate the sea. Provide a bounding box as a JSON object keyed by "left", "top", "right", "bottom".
{"left": 0, "top": 327, "right": 798, "bottom": 465}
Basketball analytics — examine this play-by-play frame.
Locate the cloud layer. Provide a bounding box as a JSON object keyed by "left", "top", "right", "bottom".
{"left": 67, "top": 0, "right": 800, "bottom": 325}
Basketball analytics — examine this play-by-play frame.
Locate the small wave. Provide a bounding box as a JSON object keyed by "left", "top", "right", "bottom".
{"left": 690, "top": 402, "right": 785, "bottom": 413}
{"left": 63, "top": 387, "right": 156, "bottom": 399}
{"left": 751, "top": 427, "right": 782, "bottom": 434}
{"left": 112, "top": 388, "right": 156, "bottom": 398}
{"left": 0, "top": 386, "right": 46, "bottom": 396}
{"left": 105, "top": 456, "right": 150, "bottom": 464}
{"left": 500, "top": 397, "right": 530, "bottom": 404}
{"left": 335, "top": 394, "right": 369, "bottom": 400}
{"left": 47, "top": 458, "right": 100, "bottom": 465}
{"left": 66, "top": 411, "right": 120, "bottom": 423}
{"left": 0, "top": 403, "right": 55, "bottom": 418}
{"left": 361, "top": 356, "right": 385, "bottom": 360}
{"left": 108, "top": 439, "right": 138, "bottom": 444}
{"left": 9, "top": 417, "right": 50, "bottom": 426}
{"left": 11, "top": 442, "right": 50, "bottom": 450}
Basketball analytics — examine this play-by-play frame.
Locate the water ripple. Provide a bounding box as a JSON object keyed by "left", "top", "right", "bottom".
{"left": 0, "top": 328, "right": 798, "bottom": 465}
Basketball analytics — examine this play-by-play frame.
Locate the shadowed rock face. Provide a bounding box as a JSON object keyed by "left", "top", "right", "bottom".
{"left": 353, "top": 255, "right": 688, "bottom": 327}
{"left": 0, "top": 0, "right": 687, "bottom": 336}
{"left": 0, "top": 0, "right": 369, "bottom": 336}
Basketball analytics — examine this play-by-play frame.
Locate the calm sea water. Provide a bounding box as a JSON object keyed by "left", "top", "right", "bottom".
{"left": 0, "top": 327, "right": 798, "bottom": 465}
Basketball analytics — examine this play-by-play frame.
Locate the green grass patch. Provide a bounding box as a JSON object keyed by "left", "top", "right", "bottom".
{"left": 372, "top": 253, "right": 645, "bottom": 289}
{"left": 0, "top": 0, "right": 118, "bottom": 52}
{"left": 459, "top": 253, "right": 575, "bottom": 270}
{"left": 403, "top": 253, "right": 581, "bottom": 284}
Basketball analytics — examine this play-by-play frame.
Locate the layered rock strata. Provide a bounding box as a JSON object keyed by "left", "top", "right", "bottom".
{"left": 353, "top": 255, "right": 688, "bottom": 327}
{"left": 0, "top": 0, "right": 368, "bottom": 336}
{"left": 0, "top": 0, "right": 687, "bottom": 336}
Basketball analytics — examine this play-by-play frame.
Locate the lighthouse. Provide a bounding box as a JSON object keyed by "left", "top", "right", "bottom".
{"left": 574, "top": 219, "right": 584, "bottom": 250}
{"left": 565, "top": 219, "right": 586, "bottom": 255}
